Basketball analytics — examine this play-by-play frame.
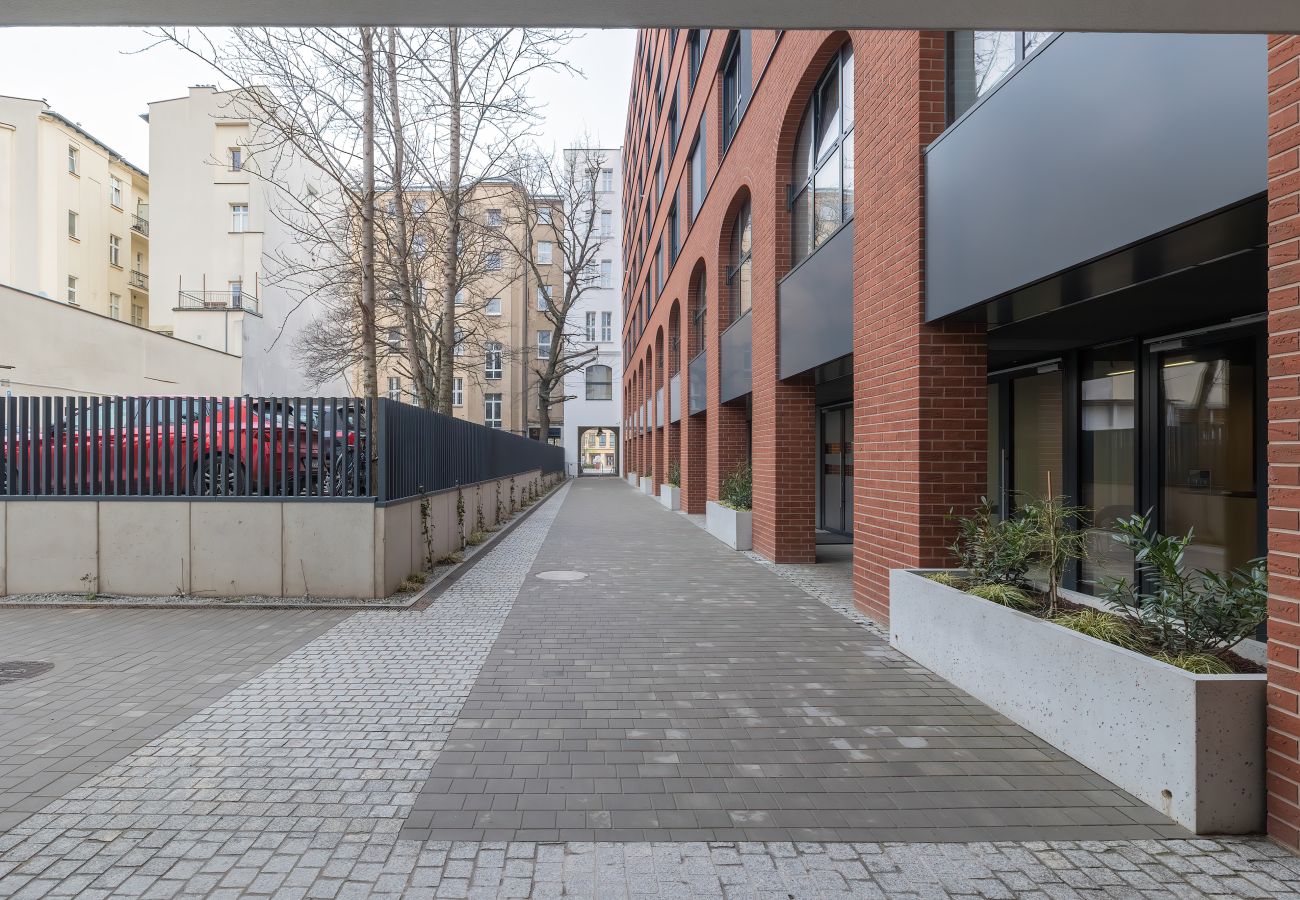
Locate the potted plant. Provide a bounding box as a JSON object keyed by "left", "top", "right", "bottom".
{"left": 889, "top": 495, "right": 1267, "bottom": 834}
{"left": 660, "top": 461, "right": 681, "bottom": 510}
{"left": 706, "top": 461, "right": 752, "bottom": 550}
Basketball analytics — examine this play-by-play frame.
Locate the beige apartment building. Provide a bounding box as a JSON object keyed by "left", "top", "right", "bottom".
{"left": 375, "top": 181, "right": 563, "bottom": 438}
{"left": 0, "top": 94, "right": 150, "bottom": 329}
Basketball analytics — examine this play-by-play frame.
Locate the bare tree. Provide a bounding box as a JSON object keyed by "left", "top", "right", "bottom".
{"left": 503, "top": 144, "right": 608, "bottom": 441}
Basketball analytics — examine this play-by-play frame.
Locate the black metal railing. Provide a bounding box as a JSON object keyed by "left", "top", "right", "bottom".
{"left": 177, "top": 290, "right": 261, "bottom": 316}
{"left": 130, "top": 215, "right": 149, "bottom": 238}
{"left": 375, "top": 398, "right": 564, "bottom": 502}
{"left": 0, "top": 396, "right": 563, "bottom": 503}
{"left": 129, "top": 270, "right": 149, "bottom": 291}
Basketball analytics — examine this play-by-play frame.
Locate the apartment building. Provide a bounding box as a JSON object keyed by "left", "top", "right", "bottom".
{"left": 146, "top": 85, "right": 345, "bottom": 395}
{"left": 560, "top": 148, "right": 624, "bottom": 475}
{"left": 0, "top": 95, "right": 150, "bottom": 328}
{"left": 374, "top": 181, "right": 563, "bottom": 438}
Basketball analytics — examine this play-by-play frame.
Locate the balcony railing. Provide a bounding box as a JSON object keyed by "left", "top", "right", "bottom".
{"left": 129, "top": 270, "right": 149, "bottom": 291}
{"left": 130, "top": 215, "right": 149, "bottom": 238}
{"left": 176, "top": 290, "right": 262, "bottom": 316}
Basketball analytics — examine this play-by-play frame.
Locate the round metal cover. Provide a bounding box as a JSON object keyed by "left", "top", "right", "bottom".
{"left": 0, "top": 661, "right": 54, "bottom": 685}
{"left": 535, "top": 570, "right": 589, "bottom": 581}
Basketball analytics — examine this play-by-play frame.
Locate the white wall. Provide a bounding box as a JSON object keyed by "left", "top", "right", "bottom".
{"left": 562, "top": 148, "right": 624, "bottom": 475}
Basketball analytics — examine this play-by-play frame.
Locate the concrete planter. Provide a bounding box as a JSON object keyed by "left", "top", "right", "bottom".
{"left": 889, "top": 569, "right": 1266, "bottom": 834}
{"left": 658, "top": 485, "right": 681, "bottom": 510}
{"left": 626, "top": 472, "right": 639, "bottom": 487}
{"left": 640, "top": 476, "right": 656, "bottom": 496}
{"left": 705, "top": 501, "right": 752, "bottom": 551}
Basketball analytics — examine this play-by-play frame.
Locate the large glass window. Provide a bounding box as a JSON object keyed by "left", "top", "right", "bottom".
{"left": 726, "top": 202, "right": 752, "bottom": 323}
{"left": 949, "top": 30, "right": 1055, "bottom": 121}
{"left": 792, "top": 44, "right": 855, "bottom": 266}
{"left": 586, "top": 365, "right": 613, "bottom": 400}
{"left": 484, "top": 394, "right": 502, "bottom": 429}
{"left": 690, "top": 121, "right": 708, "bottom": 221}
{"left": 1081, "top": 350, "right": 1136, "bottom": 591}
{"left": 691, "top": 275, "right": 706, "bottom": 353}
{"left": 1011, "top": 367, "right": 1064, "bottom": 505}
{"left": 722, "top": 31, "right": 751, "bottom": 150}
{"left": 484, "top": 342, "right": 503, "bottom": 380}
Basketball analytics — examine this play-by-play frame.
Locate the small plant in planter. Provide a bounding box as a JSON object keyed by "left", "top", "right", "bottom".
{"left": 719, "top": 462, "right": 751, "bottom": 511}
{"left": 667, "top": 461, "right": 681, "bottom": 488}
{"left": 1017, "top": 489, "right": 1091, "bottom": 617}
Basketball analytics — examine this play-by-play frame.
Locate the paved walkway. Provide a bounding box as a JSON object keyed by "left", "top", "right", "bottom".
{"left": 0, "top": 478, "right": 1297, "bottom": 898}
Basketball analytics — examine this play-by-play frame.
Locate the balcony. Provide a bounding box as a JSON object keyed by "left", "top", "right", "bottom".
{"left": 688, "top": 352, "right": 707, "bottom": 415}
{"left": 130, "top": 215, "right": 149, "bottom": 238}
{"left": 129, "top": 270, "right": 148, "bottom": 292}
{"left": 778, "top": 221, "right": 853, "bottom": 379}
{"left": 719, "top": 312, "right": 752, "bottom": 403}
{"left": 176, "top": 289, "right": 262, "bottom": 316}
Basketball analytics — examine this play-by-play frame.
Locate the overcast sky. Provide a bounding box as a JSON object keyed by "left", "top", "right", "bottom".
{"left": 0, "top": 27, "right": 635, "bottom": 171}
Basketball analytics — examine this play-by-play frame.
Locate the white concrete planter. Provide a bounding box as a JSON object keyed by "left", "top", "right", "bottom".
{"left": 627, "top": 472, "right": 639, "bottom": 487}
{"left": 705, "top": 501, "right": 752, "bottom": 551}
{"left": 640, "top": 476, "right": 656, "bottom": 496}
{"left": 658, "top": 485, "right": 681, "bottom": 510}
{"left": 889, "top": 569, "right": 1266, "bottom": 834}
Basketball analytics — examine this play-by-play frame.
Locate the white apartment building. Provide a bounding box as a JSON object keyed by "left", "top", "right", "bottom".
{"left": 561, "top": 148, "right": 623, "bottom": 476}
{"left": 0, "top": 95, "right": 150, "bottom": 329}
{"left": 147, "top": 86, "right": 346, "bottom": 396}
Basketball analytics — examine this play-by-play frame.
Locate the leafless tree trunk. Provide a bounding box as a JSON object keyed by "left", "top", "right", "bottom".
{"left": 435, "top": 27, "right": 463, "bottom": 416}
{"left": 359, "top": 26, "right": 379, "bottom": 398}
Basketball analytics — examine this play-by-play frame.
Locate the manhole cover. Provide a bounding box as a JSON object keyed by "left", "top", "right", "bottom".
{"left": 535, "top": 570, "right": 589, "bottom": 581}
{"left": 0, "top": 661, "right": 54, "bottom": 685}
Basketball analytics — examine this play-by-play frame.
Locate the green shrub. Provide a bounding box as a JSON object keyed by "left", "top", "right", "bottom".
{"left": 436, "top": 551, "right": 463, "bottom": 565}
{"left": 1100, "top": 511, "right": 1266, "bottom": 660}
{"left": 465, "top": 530, "right": 488, "bottom": 547}
{"left": 968, "top": 582, "right": 1035, "bottom": 610}
{"left": 950, "top": 499, "right": 1035, "bottom": 587}
{"left": 719, "top": 462, "right": 752, "bottom": 511}
{"left": 1016, "top": 491, "right": 1091, "bottom": 616}
{"left": 924, "top": 572, "right": 966, "bottom": 588}
{"left": 1153, "top": 652, "right": 1234, "bottom": 675}
{"left": 1051, "top": 609, "right": 1144, "bottom": 651}
{"left": 667, "top": 460, "right": 681, "bottom": 487}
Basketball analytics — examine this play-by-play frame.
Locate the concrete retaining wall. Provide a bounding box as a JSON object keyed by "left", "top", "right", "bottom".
{"left": 0, "top": 470, "right": 560, "bottom": 600}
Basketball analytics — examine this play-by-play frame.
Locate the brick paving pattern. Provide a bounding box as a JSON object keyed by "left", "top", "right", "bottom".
{"left": 2, "top": 479, "right": 1298, "bottom": 897}
{"left": 0, "top": 608, "right": 345, "bottom": 832}
{"left": 405, "top": 481, "right": 1182, "bottom": 844}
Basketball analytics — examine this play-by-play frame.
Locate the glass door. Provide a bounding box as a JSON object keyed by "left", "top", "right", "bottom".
{"left": 819, "top": 405, "right": 853, "bottom": 535}
{"left": 1080, "top": 348, "right": 1136, "bottom": 590}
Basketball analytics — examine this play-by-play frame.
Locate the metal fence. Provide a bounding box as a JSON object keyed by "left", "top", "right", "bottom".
{"left": 0, "top": 395, "right": 563, "bottom": 502}
{"left": 375, "top": 398, "right": 564, "bottom": 502}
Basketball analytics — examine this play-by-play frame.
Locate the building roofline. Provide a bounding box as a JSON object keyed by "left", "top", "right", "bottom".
{"left": 30, "top": 105, "right": 148, "bottom": 179}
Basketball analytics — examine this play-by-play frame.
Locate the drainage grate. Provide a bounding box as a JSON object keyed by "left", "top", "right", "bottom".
{"left": 535, "top": 570, "right": 589, "bottom": 582}
{"left": 0, "top": 661, "right": 54, "bottom": 685}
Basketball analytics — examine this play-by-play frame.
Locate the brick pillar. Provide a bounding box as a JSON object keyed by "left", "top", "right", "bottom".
{"left": 1267, "top": 33, "right": 1300, "bottom": 852}
{"left": 651, "top": 353, "right": 665, "bottom": 494}
{"left": 681, "top": 409, "right": 708, "bottom": 513}
{"left": 667, "top": 419, "right": 681, "bottom": 484}
{"left": 851, "top": 30, "right": 988, "bottom": 624}
{"left": 708, "top": 402, "right": 750, "bottom": 502}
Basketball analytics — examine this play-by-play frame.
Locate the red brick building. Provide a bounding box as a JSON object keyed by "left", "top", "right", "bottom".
{"left": 623, "top": 26, "right": 1300, "bottom": 849}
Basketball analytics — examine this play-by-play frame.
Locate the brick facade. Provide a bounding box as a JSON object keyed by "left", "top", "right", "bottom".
{"left": 1268, "top": 32, "right": 1300, "bottom": 852}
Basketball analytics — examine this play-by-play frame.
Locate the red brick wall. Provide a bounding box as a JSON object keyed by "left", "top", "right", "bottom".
{"left": 850, "top": 30, "right": 988, "bottom": 624}
{"left": 1267, "top": 32, "right": 1300, "bottom": 852}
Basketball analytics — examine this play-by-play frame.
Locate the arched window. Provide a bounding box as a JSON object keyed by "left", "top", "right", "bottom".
{"left": 691, "top": 274, "right": 707, "bottom": 355}
{"left": 586, "top": 364, "right": 613, "bottom": 400}
{"left": 792, "top": 43, "right": 854, "bottom": 266}
{"left": 726, "top": 201, "right": 752, "bottom": 322}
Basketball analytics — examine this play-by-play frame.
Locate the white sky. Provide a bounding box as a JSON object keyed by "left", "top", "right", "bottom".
{"left": 0, "top": 27, "right": 635, "bottom": 171}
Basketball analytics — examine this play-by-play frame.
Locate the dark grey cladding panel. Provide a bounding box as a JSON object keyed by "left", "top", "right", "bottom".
{"left": 688, "top": 353, "right": 707, "bottom": 415}
{"left": 925, "top": 32, "right": 1266, "bottom": 321}
{"left": 778, "top": 222, "right": 854, "bottom": 379}
{"left": 720, "top": 312, "right": 753, "bottom": 403}
{"left": 669, "top": 373, "right": 682, "bottom": 422}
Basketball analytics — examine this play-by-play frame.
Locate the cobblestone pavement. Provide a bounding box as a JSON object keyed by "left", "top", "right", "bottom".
{"left": 0, "top": 607, "right": 346, "bottom": 833}
{"left": 1, "top": 479, "right": 1298, "bottom": 897}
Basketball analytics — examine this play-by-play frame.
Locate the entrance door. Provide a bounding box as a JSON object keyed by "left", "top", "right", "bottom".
{"left": 819, "top": 406, "right": 853, "bottom": 535}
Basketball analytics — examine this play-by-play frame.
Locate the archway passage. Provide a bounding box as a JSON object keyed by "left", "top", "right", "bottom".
{"left": 576, "top": 426, "right": 620, "bottom": 476}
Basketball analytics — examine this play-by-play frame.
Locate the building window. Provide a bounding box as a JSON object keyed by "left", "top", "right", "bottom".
{"left": 600, "top": 210, "right": 613, "bottom": 237}
{"left": 230, "top": 147, "right": 243, "bottom": 171}
{"left": 537, "top": 330, "right": 552, "bottom": 359}
{"left": 486, "top": 251, "right": 502, "bottom": 270}
{"left": 601, "top": 311, "right": 612, "bottom": 342}
{"left": 231, "top": 203, "right": 249, "bottom": 232}
{"left": 388, "top": 377, "right": 402, "bottom": 402}
{"left": 109, "top": 234, "right": 122, "bottom": 267}
{"left": 586, "top": 312, "right": 598, "bottom": 342}
{"left": 791, "top": 43, "right": 855, "bottom": 266}
{"left": 690, "top": 122, "right": 708, "bottom": 221}
{"left": 485, "top": 341, "right": 503, "bottom": 380}
{"left": 687, "top": 29, "right": 709, "bottom": 87}
{"left": 586, "top": 364, "right": 613, "bottom": 400}
{"left": 667, "top": 99, "right": 678, "bottom": 153}
{"left": 109, "top": 176, "right": 123, "bottom": 208}
{"left": 600, "top": 260, "right": 612, "bottom": 289}
{"left": 537, "top": 284, "right": 553, "bottom": 310}
{"left": 486, "top": 207, "right": 503, "bottom": 227}
{"left": 600, "top": 168, "right": 613, "bottom": 192}
{"left": 386, "top": 326, "right": 402, "bottom": 350}
{"left": 453, "top": 326, "right": 466, "bottom": 356}
{"left": 67, "top": 145, "right": 79, "bottom": 175}
{"left": 109, "top": 292, "right": 121, "bottom": 320}
{"left": 722, "top": 31, "right": 752, "bottom": 150}
{"left": 486, "top": 296, "right": 502, "bottom": 316}
{"left": 537, "top": 241, "right": 553, "bottom": 264}
{"left": 948, "top": 31, "right": 1054, "bottom": 121}
{"left": 537, "top": 205, "right": 553, "bottom": 225}
{"left": 229, "top": 280, "right": 243, "bottom": 308}
{"left": 131, "top": 304, "right": 144, "bottom": 327}
{"left": 455, "top": 289, "right": 465, "bottom": 306}
{"left": 452, "top": 376, "right": 464, "bottom": 407}
{"left": 484, "top": 393, "right": 502, "bottom": 429}
{"left": 66, "top": 275, "right": 78, "bottom": 304}
{"left": 668, "top": 200, "right": 679, "bottom": 263}
{"left": 67, "top": 210, "right": 78, "bottom": 239}
{"left": 691, "top": 274, "right": 707, "bottom": 353}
